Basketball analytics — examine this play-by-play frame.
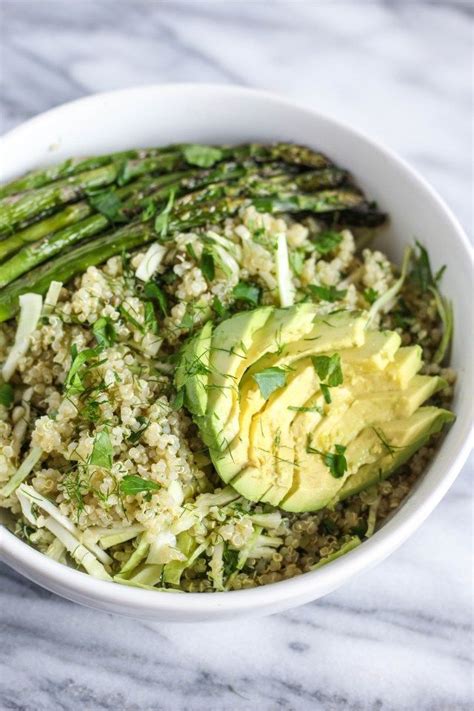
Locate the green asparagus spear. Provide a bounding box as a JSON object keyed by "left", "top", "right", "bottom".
{"left": 0, "top": 163, "right": 276, "bottom": 285}
{"left": 0, "top": 142, "right": 333, "bottom": 204}
{"left": 0, "top": 164, "right": 119, "bottom": 235}
{"left": 0, "top": 222, "right": 155, "bottom": 322}
{"left": 0, "top": 147, "right": 177, "bottom": 199}
{"left": 163, "top": 188, "right": 365, "bottom": 236}
{"left": 0, "top": 171, "right": 190, "bottom": 262}
{"left": 0, "top": 201, "right": 93, "bottom": 262}
{"left": 0, "top": 153, "right": 188, "bottom": 234}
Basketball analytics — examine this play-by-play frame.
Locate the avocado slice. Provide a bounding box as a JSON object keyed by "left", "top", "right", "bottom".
{"left": 245, "top": 310, "right": 367, "bottom": 376}
{"left": 206, "top": 307, "right": 272, "bottom": 447}
{"left": 175, "top": 321, "right": 213, "bottom": 417}
{"left": 337, "top": 407, "right": 455, "bottom": 501}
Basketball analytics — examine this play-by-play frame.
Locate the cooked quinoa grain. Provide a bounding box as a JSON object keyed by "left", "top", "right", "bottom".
{"left": 0, "top": 206, "right": 454, "bottom": 591}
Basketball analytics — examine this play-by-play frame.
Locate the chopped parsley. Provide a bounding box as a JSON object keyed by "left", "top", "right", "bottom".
{"left": 200, "top": 250, "right": 215, "bottom": 281}
{"left": 144, "top": 302, "right": 158, "bottom": 333}
{"left": 65, "top": 345, "right": 105, "bottom": 397}
{"left": 93, "top": 317, "right": 116, "bottom": 348}
{"left": 312, "top": 353, "right": 343, "bottom": 404}
{"left": 288, "top": 249, "right": 306, "bottom": 276}
{"left": 212, "top": 296, "right": 229, "bottom": 319}
{"left": 222, "top": 544, "right": 240, "bottom": 577}
{"left": 253, "top": 367, "right": 287, "bottom": 400}
{"left": 88, "top": 190, "right": 123, "bottom": 221}
{"left": 308, "top": 284, "right": 347, "bottom": 302}
{"left": 314, "top": 230, "right": 343, "bottom": 255}
{"left": 128, "top": 416, "right": 150, "bottom": 445}
{"left": 232, "top": 281, "right": 261, "bottom": 306}
{"left": 306, "top": 437, "right": 348, "bottom": 478}
{"left": 119, "top": 474, "right": 160, "bottom": 497}
{"left": 312, "top": 353, "right": 343, "bottom": 387}
{"left": 363, "top": 287, "right": 379, "bottom": 305}
{"left": 90, "top": 430, "right": 113, "bottom": 470}
{"left": 185, "top": 242, "right": 198, "bottom": 262}
{"left": 183, "top": 144, "right": 223, "bottom": 168}
{"left": 0, "top": 383, "right": 14, "bottom": 408}
{"left": 144, "top": 282, "right": 168, "bottom": 316}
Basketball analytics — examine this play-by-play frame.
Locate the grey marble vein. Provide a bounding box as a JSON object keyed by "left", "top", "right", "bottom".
{"left": 0, "top": 2, "right": 472, "bottom": 710}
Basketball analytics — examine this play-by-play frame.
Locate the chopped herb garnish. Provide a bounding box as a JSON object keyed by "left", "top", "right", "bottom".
{"left": 128, "top": 416, "right": 150, "bottom": 444}
{"left": 119, "top": 304, "right": 144, "bottom": 333}
{"left": 306, "top": 437, "right": 348, "bottom": 478}
{"left": 371, "top": 427, "right": 404, "bottom": 457}
{"left": 154, "top": 189, "right": 175, "bottom": 239}
{"left": 320, "top": 384, "right": 331, "bottom": 404}
{"left": 363, "top": 287, "right": 379, "bottom": 305}
{"left": 212, "top": 296, "right": 229, "bottom": 319}
{"left": 144, "top": 302, "right": 158, "bottom": 333}
{"left": 324, "top": 444, "right": 348, "bottom": 478}
{"left": 312, "top": 353, "right": 343, "bottom": 387}
{"left": 0, "top": 383, "right": 14, "bottom": 408}
{"left": 411, "top": 240, "right": 436, "bottom": 292}
{"left": 314, "top": 230, "right": 343, "bottom": 255}
{"left": 119, "top": 474, "right": 160, "bottom": 497}
{"left": 65, "top": 345, "right": 104, "bottom": 396}
{"left": 90, "top": 430, "right": 113, "bottom": 470}
{"left": 253, "top": 367, "right": 287, "bottom": 400}
{"left": 88, "top": 190, "right": 123, "bottom": 221}
{"left": 222, "top": 544, "right": 240, "bottom": 577}
{"left": 93, "top": 317, "right": 116, "bottom": 348}
{"left": 183, "top": 144, "right": 223, "bottom": 168}
{"left": 185, "top": 242, "right": 198, "bottom": 262}
{"left": 144, "top": 282, "right": 168, "bottom": 316}
{"left": 289, "top": 249, "right": 306, "bottom": 276}
{"left": 287, "top": 404, "right": 324, "bottom": 414}
{"left": 200, "top": 250, "right": 215, "bottom": 281}
{"left": 308, "top": 284, "right": 347, "bottom": 302}
{"left": 232, "top": 281, "right": 261, "bottom": 306}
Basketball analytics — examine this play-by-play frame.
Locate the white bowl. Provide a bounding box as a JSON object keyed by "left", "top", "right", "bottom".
{"left": 0, "top": 84, "right": 472, "bottom": 622}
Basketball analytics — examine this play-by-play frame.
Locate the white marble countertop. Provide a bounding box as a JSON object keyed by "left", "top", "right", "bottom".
{"left": 0, "top": 2, "right": 472, "bottom": 709}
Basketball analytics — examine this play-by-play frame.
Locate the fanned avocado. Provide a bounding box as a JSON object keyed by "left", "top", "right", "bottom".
{"left": 179, "top": 305, "right": 455, "bottom": 512}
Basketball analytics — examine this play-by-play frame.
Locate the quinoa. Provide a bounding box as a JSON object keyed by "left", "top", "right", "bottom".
{"left": 0, "top": 207, "right": 455, "bottom": 591}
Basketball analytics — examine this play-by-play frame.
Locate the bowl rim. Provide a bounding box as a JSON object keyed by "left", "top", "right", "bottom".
{"left": 0, "top": 82, "right": 472, "bottom": 615}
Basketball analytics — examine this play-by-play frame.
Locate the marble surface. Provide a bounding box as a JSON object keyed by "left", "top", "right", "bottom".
{"left": 0, "top": 1, "right": 472, "bottom": 709}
